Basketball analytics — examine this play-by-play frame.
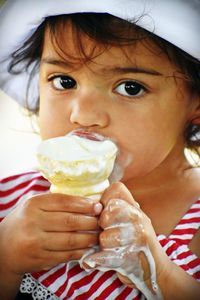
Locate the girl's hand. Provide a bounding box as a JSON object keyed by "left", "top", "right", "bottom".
{"left": 0, "top": 193, "right": 102, "bottom": 276}
{"left": 82, "top": 182, "right": 169, "bottom": 296}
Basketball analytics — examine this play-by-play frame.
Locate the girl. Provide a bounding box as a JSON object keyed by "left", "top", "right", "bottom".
{"left": 0, "top": 0, "right": 200, "bottom": 299}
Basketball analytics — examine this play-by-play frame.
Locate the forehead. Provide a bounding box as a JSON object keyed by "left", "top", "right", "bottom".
{"left": 41, "top": 19, "right": 177, "bottom": 73}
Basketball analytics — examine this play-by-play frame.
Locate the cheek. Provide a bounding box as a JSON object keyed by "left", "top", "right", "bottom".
{"left": 38, "top": 98, "right": 70, "bottom": 140}
{"left": 119, "top": 138, "right": 168, "bottom": 180}
{"left": 115, "top": 115, "right": 180, "bottom": 179}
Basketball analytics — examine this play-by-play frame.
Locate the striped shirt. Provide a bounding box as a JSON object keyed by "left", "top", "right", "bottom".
{"left": 0, "top": 171, "right": 200, "bottom": 300}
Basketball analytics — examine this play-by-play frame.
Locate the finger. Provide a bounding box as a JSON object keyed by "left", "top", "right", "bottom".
{"left": 40, "top": 248, "right": 91, "bottom": 270}
{"left": 99, "top": 198, "right": 142, "bottom": 229}
{"left": 101, "top": 182, "right": 140, "bottom": 208}
{"left": 32, "top": 193, "right": 102, "bottom": 215}
{"left": 99, "top": 225, "right": 143, "bottom": 248}
{"left": 43, "top": 232, "right": 99, "bottom": 251}
{"left": 40, "top": 211, "right": 100, "bottom": 232}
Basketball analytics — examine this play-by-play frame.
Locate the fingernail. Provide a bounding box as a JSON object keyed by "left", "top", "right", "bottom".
{"left": 94, "top": 203, "right": 103, "bottom": 214}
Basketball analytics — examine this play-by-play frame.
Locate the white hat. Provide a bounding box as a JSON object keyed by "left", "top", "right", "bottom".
{"left": 0, "top": 0, "right": 200, "bottom": 109}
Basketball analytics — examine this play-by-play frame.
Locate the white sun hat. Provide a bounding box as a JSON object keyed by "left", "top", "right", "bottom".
{"left": 0, "top": 0, "right": 199, "bottom": 109}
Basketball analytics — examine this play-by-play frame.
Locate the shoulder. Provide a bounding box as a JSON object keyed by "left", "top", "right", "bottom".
{"left": 0, "top": 170, "right": 50, "bottom": 220}
{"left": 189, "top": 199, "right": 200, "bottom": 258}
{"left": 190, "top": 228, "right": 200, "bottom": 257}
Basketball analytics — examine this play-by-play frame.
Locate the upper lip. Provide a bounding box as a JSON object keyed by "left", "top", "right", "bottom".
{"left": 70, "top": 129, "right": 105, "bottom": 141}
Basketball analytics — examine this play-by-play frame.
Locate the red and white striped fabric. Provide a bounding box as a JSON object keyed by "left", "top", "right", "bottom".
{"left": 1, "top": 171, "right": 200, "bottom": 300}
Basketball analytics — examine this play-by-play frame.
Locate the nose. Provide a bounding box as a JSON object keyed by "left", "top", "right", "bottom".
{"left": 69, "top": 90, "right": 109, "bottom": 128}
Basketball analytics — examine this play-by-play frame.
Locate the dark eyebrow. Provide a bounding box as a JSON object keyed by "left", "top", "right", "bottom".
{"left": 41, "top": 58, "right": 73, "bottom": 68}
{"left": 41, "top": 58, "right": 163, "bottom": 76}
{"left": 109, "top": 67, "right": 163, "bottom": 76}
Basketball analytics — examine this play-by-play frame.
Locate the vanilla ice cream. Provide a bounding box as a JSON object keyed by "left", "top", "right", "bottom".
{"left": 37, "top": 132, "right": 118, "bottom": 199}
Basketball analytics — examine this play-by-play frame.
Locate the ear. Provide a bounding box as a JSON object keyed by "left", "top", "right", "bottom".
{"left": 189, "top": 96, "right": 200, "bottom": 125}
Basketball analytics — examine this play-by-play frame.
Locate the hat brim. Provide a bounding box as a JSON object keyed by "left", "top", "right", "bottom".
{"left": 0, "top": 0, "right": 199, "bottom": 108}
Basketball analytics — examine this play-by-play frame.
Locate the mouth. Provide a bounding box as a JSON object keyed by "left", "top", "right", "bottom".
{"left": 70, "top": 129, "right": 105, "bottom": 141}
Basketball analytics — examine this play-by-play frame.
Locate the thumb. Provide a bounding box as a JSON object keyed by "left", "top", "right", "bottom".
{"left": 81, "top": 249, "right": 122, "bottom": 271}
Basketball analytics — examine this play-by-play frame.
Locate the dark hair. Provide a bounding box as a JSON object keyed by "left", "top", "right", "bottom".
{"left": 8, "top": 13, "right": 200, "bottom": 153}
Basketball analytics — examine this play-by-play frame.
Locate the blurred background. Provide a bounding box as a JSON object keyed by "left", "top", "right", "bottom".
{"left": 0, "top": 90, "right": 40, "bottom": 178}
{"left": 0, "top": 0, "right": 40, "bottom": 178}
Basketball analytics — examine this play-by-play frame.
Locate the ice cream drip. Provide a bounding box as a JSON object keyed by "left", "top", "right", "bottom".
{"left": 37, "top": 132, "right": 118, "bottom": 200}
{"left": 80, "top": 198, "right": 163, "bottom": 300}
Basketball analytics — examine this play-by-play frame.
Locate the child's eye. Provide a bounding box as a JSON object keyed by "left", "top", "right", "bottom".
{"left": 50, "top": 75, "right": 77, "bottom": 90}
{"left": 115, "top": 81, "right": 146, "bottom": 97}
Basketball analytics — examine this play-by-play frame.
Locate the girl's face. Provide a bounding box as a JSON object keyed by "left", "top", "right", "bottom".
{"left": 39, "top": 22, "right": 199, "bottom": 183}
